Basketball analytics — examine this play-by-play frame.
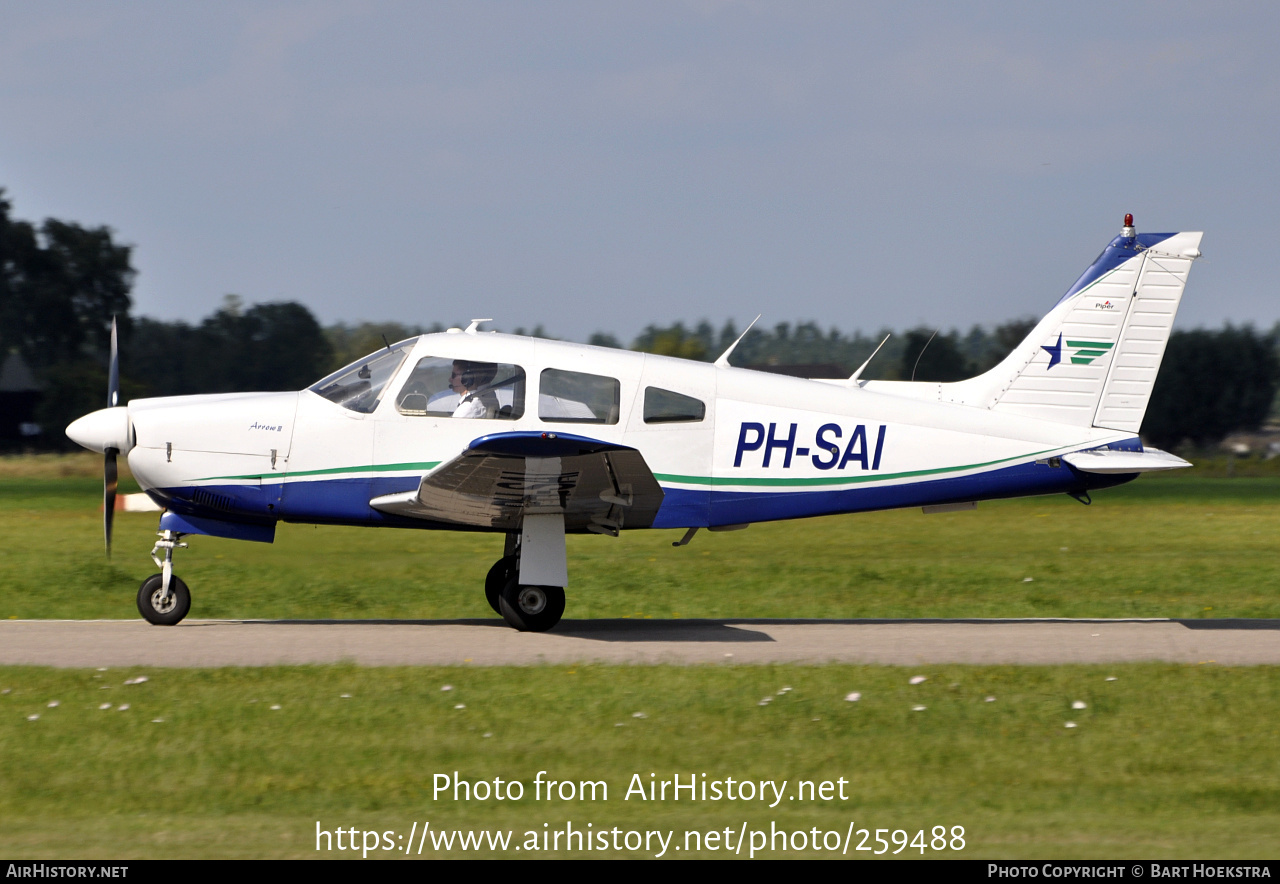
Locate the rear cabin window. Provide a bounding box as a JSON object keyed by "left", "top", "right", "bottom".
{"left": 395, "top": 356, "right": 526, "bottom": 420}
{"left": 539, "top": 368, "right": 620, "bottom": 424}
{"left": 643, "top": 387, "right": 706, "bottom": 423}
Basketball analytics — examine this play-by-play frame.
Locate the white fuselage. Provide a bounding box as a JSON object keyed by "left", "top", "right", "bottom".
{"left": 122, "top": 331, "right": 1134, "bottom": 533}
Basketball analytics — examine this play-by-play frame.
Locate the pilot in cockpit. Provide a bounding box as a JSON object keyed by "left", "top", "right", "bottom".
{"left": 447, "top": 360, "right": 499, "bottom": 418}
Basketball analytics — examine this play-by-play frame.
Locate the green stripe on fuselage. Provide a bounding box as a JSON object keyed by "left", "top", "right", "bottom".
{"left": 201, "top": 443, "right": 1083, "bottom": 491}
{"left": 655, "top": 445, "right": 1066, "bottom": 488}
{"left": 196, "top": 461, "right": 441, "bottom": 482}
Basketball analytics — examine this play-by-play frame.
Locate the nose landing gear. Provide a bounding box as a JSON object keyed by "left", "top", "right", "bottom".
{"left": 138, "top": 530, "right": 191, "bottom": 625}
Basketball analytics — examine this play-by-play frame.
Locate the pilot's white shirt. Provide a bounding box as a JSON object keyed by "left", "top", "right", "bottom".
{"left": 452, "top": 396, "right": 488, "bottom": 419}
{"left": 428, "top": 388, "right": 513, "bottom": 415}
{"left": 429, "top": 390, "right": 597, "bottom": 420}
{"left": 427, "top": 390, "right": 461, "bottom": 412}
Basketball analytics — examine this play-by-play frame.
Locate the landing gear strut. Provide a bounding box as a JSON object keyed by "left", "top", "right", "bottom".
{"left": 488, "top": 522, "right": 567, "bottom": 632}
{"left": 138, "top": 530, "right": 191, "bottom": 625}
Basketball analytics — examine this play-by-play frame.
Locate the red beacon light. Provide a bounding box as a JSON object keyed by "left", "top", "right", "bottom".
{"left": 1122, "top": 213, "right": 1136, "bottom": 237}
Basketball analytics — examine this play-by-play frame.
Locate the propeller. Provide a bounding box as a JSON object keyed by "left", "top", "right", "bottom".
{"left": 104, "top": 317, "right": 119, "bottom": 555}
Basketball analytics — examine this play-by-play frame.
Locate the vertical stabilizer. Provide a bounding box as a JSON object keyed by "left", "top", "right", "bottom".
{"left": 944, "top": 219, "right": 1202, "bottom": 432}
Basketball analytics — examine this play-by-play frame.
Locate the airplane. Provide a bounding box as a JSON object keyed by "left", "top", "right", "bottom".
{"left": 66, "top": 215, "right": 1202, "bottom": 632}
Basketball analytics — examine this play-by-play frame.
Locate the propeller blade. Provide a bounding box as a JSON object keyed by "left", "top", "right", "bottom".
{"left": 104, "top": 448, "right": 118, "bottom": 555}
{"left": 107, "top": 317, "right": 119, "bottom": 408}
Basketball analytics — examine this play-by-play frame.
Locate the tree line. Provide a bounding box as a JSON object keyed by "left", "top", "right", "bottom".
{"left": 1, "top": 191, "right": 1275, "bottom": 453}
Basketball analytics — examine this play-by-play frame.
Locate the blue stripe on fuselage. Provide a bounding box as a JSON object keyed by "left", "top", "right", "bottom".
{"left": 651, "top": 459, "right": 1134, "bottom": 528}
{"left": 157, "top": 455, "right": 1135, "bottom": 535}
{"left": 159, "top": 475, "right": 425, "bottom": 531}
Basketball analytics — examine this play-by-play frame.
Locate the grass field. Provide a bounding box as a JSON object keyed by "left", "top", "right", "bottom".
{"left": 1, "top": 456, "right": 1277, "bottom": 621}
{"left": 1, "top": 663, "right": 1278, "bottom": 858}
{"left": 1, "top": 456, "right": 1277, "bottom": 858}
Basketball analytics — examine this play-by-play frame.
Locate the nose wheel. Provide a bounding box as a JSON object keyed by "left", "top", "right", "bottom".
{"left": 137, "top": 574, "right": 191, "bottom": 625}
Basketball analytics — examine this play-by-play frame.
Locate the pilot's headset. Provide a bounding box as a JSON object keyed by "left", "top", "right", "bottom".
{"left": 456, "top": 361, "right": 497, "bottom": 392}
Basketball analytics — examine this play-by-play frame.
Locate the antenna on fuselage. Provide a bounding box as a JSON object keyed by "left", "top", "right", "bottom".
{"left": 909, "top": 328, "right": 940, "bottom": 382}
{"left": 843, "top": 333, "right": 891, "bottom": 386}
{"left": 714, "top": 314, "right": 762, "bottom": 368}
{"left": 465, "top": 318, "right": 493, "bottom": 335}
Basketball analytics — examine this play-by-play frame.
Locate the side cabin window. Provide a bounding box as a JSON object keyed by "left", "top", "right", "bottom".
{"left": 539, "top": 368, "right": 620, "bottom": 424}
{"left": 643, "top": 387, "right": 706, "bottom": 424}
{"left": 310, "top": 343, "right": 412, "bottom": 414}
{"left": 396, "top": 356, "right": 526, "bottom": 420}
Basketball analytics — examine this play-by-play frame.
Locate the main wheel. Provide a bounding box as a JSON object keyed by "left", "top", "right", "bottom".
{"left": 137, "top": 573, "right": 191, "bottom": 626}
{"left": 498, "top": 577, "right": 565, "bottom": 632}
{"left": 484, "top": 555, "right": 517, "bottom": 615}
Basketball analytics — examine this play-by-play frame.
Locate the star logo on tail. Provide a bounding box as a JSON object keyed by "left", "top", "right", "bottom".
{"left": 1042, "top": 333, "right": 1063, "bottom": 369}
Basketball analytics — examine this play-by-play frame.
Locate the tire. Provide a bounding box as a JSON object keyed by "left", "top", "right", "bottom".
{"left": 137, "top": 573, "right": 191, "bottom": 626}
{"left": 498, "top": 577, "right": 565, "bottom": 632}
{"left": 484, "top": 556, "right": 517, "bottom": 615}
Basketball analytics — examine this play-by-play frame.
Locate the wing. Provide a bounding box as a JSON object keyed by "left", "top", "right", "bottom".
{"left": 368, "top": 431, "right": 664, "bottom": 533}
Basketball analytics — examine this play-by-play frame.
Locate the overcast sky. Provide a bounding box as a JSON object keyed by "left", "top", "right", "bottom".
{"left": 2, "top": 1, "right": 1277, "bottom": 342}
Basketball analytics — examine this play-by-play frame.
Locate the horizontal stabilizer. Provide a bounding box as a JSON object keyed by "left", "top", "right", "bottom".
{"left": 1062, "top": 448, "right": 1191, "bottom": 474}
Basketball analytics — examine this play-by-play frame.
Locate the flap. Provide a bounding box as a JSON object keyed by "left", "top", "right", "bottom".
{"left": 369, "top": 431, "right": 664, "bottom": 532}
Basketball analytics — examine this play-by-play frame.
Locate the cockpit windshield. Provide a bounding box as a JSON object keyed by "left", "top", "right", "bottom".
{"left": 308, "top": 338, "right": 416, "bottom": 413}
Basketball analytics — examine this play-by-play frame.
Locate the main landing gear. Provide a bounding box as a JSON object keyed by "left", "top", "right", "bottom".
{"left": 137, "top": 530, "right": 191, "bottom": 626}
{"left": 486, "top": 524, "right": 567, "bottom": 632}
{"left": 499, "top": 581, "right": 566, "bottom": 633}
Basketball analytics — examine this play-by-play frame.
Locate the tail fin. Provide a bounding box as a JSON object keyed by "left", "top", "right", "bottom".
{"left": 946, "top": 218, "right": 1202, "bottom": 432}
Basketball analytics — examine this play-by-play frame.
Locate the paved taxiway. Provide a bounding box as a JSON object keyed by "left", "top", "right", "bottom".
{"left": 1, "top": 619, "right": 1277, "bottom": 667}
